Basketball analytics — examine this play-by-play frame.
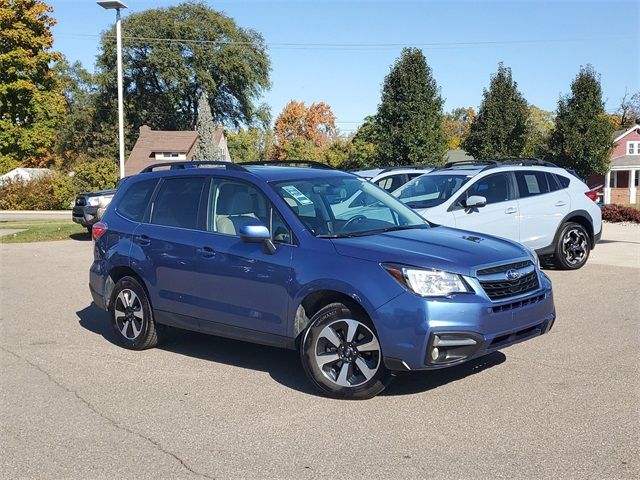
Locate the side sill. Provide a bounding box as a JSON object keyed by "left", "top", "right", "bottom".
{"left": 154, "top": 310, "right": 296, "bottom": 350}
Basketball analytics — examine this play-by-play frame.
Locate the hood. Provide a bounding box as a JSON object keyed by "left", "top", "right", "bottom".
{"left": 330, "top": 226, "right": 530, "bottom": 277}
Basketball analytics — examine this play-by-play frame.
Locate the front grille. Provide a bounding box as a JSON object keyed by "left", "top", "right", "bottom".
{"left": 479, "top": 270, "right": 540, "bottom": 300}
{"left": 477, "top": 260, "right": 532, "bottom": 275}
{"left": 491, "top": 293, "right": 546, "bottom": 312}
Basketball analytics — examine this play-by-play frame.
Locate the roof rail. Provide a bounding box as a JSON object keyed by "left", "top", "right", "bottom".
{"left": 441, "top": 160, "right": 500, "bottom": 169}
{"left": 239, "top": 160, "right": 335, "bottom": 170}
{"left": 140, "top": 161, "right": 246, "bottom": 173}
{"left": 499, "top": 158, "right": 559, "bottom": 167}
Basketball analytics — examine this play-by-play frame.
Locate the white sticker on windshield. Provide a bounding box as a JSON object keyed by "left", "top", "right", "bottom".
{"left": 282, "top": 185, "right": 313, "bottom": 205}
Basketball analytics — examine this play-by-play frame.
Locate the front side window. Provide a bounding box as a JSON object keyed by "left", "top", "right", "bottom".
{"left": 393, "top": 174, "right": 468, "bottom": 209}
{"left": 515, "top": 171, "right": 550, "bottom": 198}
{"left": 117, "top": 178, "right": 157, "bottom": 222}
{"left": 209, "top": 179, "right": 291, "bottom": 243}
{"left": 151, "top": 177, "right": 207, "bottom": 229}
{"left": 273, "top": 176, "right": 427, "bottom": 238}
{"left": 456, "top": 173, "right": 513, "bottom": 206}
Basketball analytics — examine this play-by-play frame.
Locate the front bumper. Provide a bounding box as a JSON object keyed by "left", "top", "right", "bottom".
{"left": 72, "top": 206, "right": 99, "bottom": 227}
{"left": 375, "top": 272, "right": 555, "bottom": 371}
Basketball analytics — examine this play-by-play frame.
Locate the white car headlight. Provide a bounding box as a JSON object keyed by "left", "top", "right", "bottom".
{"left": 383, "top": 264, "right": 469, "bottom": 297}
{"left": 87, "top": 196, "right": 101, "bottom": 206}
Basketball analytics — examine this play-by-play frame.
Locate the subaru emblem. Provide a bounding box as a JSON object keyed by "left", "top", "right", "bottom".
{"left": 505, "top": 269, "right": 521, "bottom": 281}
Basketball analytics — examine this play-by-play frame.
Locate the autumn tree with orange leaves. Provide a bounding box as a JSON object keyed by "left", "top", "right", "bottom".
{"left": 273, "top": 101, "right": 336, "bottom": 159}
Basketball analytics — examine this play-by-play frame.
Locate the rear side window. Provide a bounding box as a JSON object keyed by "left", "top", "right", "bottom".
{"left": 515, "top": 171, "right": 549, "bottom": 198}
{"left": 546, "top": 172, "right": 560, "bottom": 192}
{"left": 151, "top": 177, "right": 207, "bottom": 229}
{"left": 117, "top": 179, "right": 157, "bottom": 222}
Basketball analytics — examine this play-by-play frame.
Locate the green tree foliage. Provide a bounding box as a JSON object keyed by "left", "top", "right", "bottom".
{"left": 373, "top": 48, "right": 447, "bottom": 166}
{"left": 226, "top": 128, "right": 274, "bottom": 162}
{"left": 72, "top": 157, "right": 119, "bottom": 193}
{"left": 0, "top": 0, "right": 66, "bottom": 168}
{"left": 95, "top": 1, "right": 271, "bottom": 151}
{"left": 549, "top": 65, "right": 614, "bottom": 176}
{"left": 463, "top": 63, "right": 530, "bottom": 159}
{"left": 522, "top": 105, "right": 554, "bottom": 157}
{"left": 443, "top": 107, "right": 475, "bottom": 150}
{"left": 192, "top": 91, "right": 219, "bottom": 160}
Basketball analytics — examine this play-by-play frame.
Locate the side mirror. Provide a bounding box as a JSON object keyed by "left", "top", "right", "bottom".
{"left": 464, "top": 195, "right": 487, "bottom": 209}
{"left": 239, "top": 225, "right": 270, "bottom": 243}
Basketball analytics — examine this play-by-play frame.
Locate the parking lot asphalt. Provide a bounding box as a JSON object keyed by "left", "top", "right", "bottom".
{"left": 1, "top": 226, "right": 638, "bottom": 479}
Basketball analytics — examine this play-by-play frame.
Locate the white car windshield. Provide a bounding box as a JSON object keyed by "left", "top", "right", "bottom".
{"left": 273, "top": 176, "right": 427, "bottom": 238}
{"left": 393, "top": 174, "right": 469, "bottom": 209}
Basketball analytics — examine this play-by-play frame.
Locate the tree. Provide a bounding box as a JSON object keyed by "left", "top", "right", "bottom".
{"left": 226, "top": 128, "right": 274, "bottom": 162}
{"left": 192, "top": 92, "right": 220, "bottom": 160}
{"left": 443, "top": 107, "right": 475, "bottom": 150}
{"left": 0, "top": 0, "right": 66, "bottom": 168}
{"left": 273, "top": 101, "right": 336, "bottom": 159}
{"left": 95, "top": 1, "right": 271, "bottom": 150}
{"left": 615, "top": 90, "right": 640, "bottom": 128}
{"left": 463, "top": 63, "right": 530, "bottom": 160}
{"left": 373, "top": 48, "right": 447, "bottom": 166}
{"left": 522, "top": 105, "right": 554, "bottom": 157}
{"left": 548, "top": 65, "right": 614, "bottom": 177}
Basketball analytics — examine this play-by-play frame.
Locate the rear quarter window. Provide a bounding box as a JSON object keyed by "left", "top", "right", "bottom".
{"left": 556, "top": 174, "right": 571, "bottom": 189}
{"left": 116, "top": 178, "right": 157, "bottom": 222}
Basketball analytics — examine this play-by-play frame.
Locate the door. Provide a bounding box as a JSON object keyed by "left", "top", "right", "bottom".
{"left": 515, "top": 171, "right": 570, "bottom": 249}
{"left": 192, "top": 178, "right": 294, "bottom": 336}
{"left": 450, "top": 172, "right": 519, "bottom": 241}
{"left": 131, "top": 175, "right": 208, "bottom": 327}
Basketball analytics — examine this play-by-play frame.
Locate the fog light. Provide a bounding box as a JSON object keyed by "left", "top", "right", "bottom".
{"left": 431, "top": 347, "right": 439, "bottom": 361}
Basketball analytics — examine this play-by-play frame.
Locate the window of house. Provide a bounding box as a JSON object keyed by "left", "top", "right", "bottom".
{"left": 151, "top": 177, "right": 207, "bottom": 230}
{"left": 628, "top": 142, "right": 640, "bottom": 155}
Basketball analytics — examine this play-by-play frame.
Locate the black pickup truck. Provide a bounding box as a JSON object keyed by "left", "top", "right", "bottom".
{"left": 72, "top": 188, "right": 117, "bottom": 232}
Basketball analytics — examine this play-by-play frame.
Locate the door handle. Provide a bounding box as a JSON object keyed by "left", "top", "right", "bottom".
{"left": 134, "top": 234, "right": 151, "bottom": 246}
{"left": 505, "top": 207, "right": 517, "bottom": 214}
{"left": 555, "top": 201, "right": 567, "bottom": 207}
{"left": 197, "top": 246, "right": 216, "bottom": 258}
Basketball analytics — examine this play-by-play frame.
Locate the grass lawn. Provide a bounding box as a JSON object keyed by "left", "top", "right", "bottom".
{"left": 0, "top": 219, "right": 88, "bottom": 243}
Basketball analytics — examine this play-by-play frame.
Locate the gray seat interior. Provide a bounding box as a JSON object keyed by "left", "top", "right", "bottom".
{"left": 215, "top": 184, "right": 261, "bottom": 235}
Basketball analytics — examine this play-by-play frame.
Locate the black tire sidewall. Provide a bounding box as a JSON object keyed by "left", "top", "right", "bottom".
{"left": 109, "top": 276, "right": 157, "bottom": 349}
{"left": 300, "top": 303, "right": 391, "bottom": 399}
{"left": 554, "top": 222, "right": 590, "bottom": 270}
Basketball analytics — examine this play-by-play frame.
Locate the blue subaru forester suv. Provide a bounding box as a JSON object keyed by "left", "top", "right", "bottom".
{"left": 90, "top": 161, "right": 555, "bottom": 399}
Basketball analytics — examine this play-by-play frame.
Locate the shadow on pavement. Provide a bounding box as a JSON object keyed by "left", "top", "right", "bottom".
{"left": 77, "top": 302, "right": 505, "bottom": 398}
{"left": 70, "top": 232, "right": 91, "bottom": 241}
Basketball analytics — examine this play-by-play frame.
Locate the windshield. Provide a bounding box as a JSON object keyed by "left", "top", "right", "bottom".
{"left": 272, "top": 176, "right": 427, "bottom": 237}
{"left": 392, "top": 173, "right": 469, "bottom": 208}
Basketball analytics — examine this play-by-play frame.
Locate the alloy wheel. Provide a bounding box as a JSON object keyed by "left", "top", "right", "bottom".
{"left": 114, "top": 289, "right": 144, "bottom": 340}
{"left": 314, "top": 319, "right": 381, "bottom": 388}
{"left": 562, "top": 228, "right": 588, "bottom": 266}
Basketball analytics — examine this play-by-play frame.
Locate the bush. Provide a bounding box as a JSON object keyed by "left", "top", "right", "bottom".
{"left": 601, "top": 204, "right": 640, "bottom": 223}
{"left": 72, "top": 157, "right": 118, "bottom": 193}
{"left": 0, "top": 173, "right": 76, "bottom": 210}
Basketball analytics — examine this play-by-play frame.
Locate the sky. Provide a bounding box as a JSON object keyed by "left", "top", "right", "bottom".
{"left": 50, "top": 0, "right": 638, "bottom": 132}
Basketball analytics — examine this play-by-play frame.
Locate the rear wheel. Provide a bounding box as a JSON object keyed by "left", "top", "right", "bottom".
{"left": 300, "top": 302, "right": 392, "bottom": 399}
{"left": 552, "top": 222, "right": 591, "bottom": 270}
{"left": 109, "top": 276, "right": 160, "bottom": 350}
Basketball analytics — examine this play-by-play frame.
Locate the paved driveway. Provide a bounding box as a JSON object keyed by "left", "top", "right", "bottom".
{"left": 1, "top": 226, "right": 638, "bottom": 479}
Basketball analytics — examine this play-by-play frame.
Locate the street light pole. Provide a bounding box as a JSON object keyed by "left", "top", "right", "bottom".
{"left": 97, "top": 1, "right": 128, "bottom": 178}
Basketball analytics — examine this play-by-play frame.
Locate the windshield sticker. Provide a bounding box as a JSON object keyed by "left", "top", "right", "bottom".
{"left": 282, "top": 185, "right": 313, "bottom": 205}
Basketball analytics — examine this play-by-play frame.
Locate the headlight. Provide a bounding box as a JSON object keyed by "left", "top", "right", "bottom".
{"left": 524, "top": 246, "right": 540, "bottom": 268}
{"left": 383, "top": 264, "right": 469, "bottom": 297}
{"left": 87, "top": 196, "right": 101, "bottom": 206}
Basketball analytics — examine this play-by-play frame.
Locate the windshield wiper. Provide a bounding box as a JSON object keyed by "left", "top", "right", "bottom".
{"left": 317, "top": 224, "right": 427, "bottom": 239}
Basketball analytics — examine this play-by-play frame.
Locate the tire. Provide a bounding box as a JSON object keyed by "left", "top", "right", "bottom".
{"left": 552, "top": 222, "right": 591, "bottom": 270}
{"left": 300, "top": 302, "right": 392, "bottom": 399}
{"left": 109, "top": 276, "right": 160, "bottom": 350}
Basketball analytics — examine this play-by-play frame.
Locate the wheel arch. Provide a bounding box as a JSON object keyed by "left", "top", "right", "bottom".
{"left": 105, "top": 265, "right": 150, "bottom": 310}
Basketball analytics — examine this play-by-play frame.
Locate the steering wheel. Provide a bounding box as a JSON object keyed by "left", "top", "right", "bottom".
{"left": 342, "top": 215, "right": 368, "bottom": 231}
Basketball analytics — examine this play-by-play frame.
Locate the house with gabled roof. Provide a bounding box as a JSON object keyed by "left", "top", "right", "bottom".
{"left": 124, "top": 125, "right": 231, "bottom": 176}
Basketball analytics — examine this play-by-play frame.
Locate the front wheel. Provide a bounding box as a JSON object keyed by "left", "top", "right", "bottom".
{"left": 300, "top": 303, "right": 392, "bottom": 399}
{"left": 552, "top": 222, "right": 591, "bottom": 270}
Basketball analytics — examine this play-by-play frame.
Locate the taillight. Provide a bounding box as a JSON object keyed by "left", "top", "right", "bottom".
{"left": 92, "top": 222, "right": 107, "bottom": 241}
{"left": 585, "top": 190, "right": 598, "bottom": 202}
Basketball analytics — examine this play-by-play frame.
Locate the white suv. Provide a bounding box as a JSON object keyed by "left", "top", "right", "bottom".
{"left": 352, "top": 166, "right": 434, "bottom": 192}
{"left": 392, "top": 160, "right": 602, "bottom": 270}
